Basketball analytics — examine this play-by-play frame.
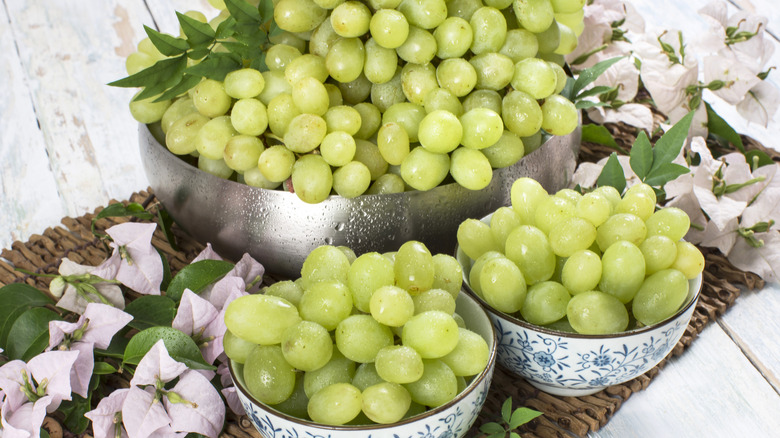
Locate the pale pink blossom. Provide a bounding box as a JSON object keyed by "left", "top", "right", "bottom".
{"left": 736, "top": 80, "right": 780, "bottom": 128}
{"left": 55, "top": 258, "right": 125, "bottom": 314}
{"left": 100, "top": 222, "right": 164, "bottom": 295}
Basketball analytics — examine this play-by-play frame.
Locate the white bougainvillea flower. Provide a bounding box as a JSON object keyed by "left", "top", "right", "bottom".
{"left": 737, "top": 80, "right": 780, "bottom": 128}
{"left": 85, "top": 388, "right": 131, "bottom": 438}
{"left": 121, "top": 386, "right": 180, "bottom": 438}
{"left": 191, "top": 243, "right": 223, "bottom": 263}
{"left": 587, "top": 103, "right": 655, "bottom": 132}
{"left": 698, "top": 2, "right": 773, "bottom": 74}
{"left": 698, "top": 217, "right": 739, "bottom": 255}
{"left": 55, "top": 258, "right": 125, "bottom": 314}
{"left": 165, "top": 369, "right": 226, "bottom": 437}
{"left": 100, "top": 222, "right": 164, "bottom": 295}
{"left": 740, "top": 165, "right": 780, "bottom": 230}
{"left": 728, "top": 231, "right": 780, "bottom": 281}
{"left": 702, "top": 54, "right": 761, "bottom": 105}
{"left": 173, "top": 289, "right": 228, "bottom": 364}
{"left": 1, "top": 395, "right": 52, "bottom": 438}
{"left": 130, "top": 340, "right": 189, "bottom": 388}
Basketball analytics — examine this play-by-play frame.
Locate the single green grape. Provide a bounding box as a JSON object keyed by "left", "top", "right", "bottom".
{"left": 560, "top": 249, "right": 602, "bottom": 295}
{"left": 439, "top": 328, "right": 489, "bottom": 377}
{"left": 567, "top": 290, "right": 629, "bottom": 334}
{"left": 224, "top": 67, "right": 265, "bottom": 99}
{"left": 336, "top": 314, "right": 394, "bottom": 363}
{"left": 632, "top": 269, "right": 689, "bottom": 326}
{"left": 231, "top": 98, "right": 268, "bottom": 136}
{"left": 418, "top": 110, "right": 463, "bottom": 154}
{"left": 258, "top": 145, "right": 295, "bottom": 183}
{"left": 599, "top": 240, "right": 646, "bottom": 303}
{"left": 348, "top": 252, "right": 395, "bottom": 312}
{"left": 333, "top": 161, "right": 372, "bottom": 198}
{"left": 320, "top": 131, "right": 356, "bottom": 167}
{"left": 433, "top": 17, "right": 473, "bottom": 59}
{"left": 299, "top": 280, "right": 353, "bottom": 331}
{"left": 403, "top": 359, "right": 457, "bottom": 407}
{"left": 479, "top": 255, "right": 527, "bottom": 313}
{"left": 225, "top": 294, "right": 301, "bottom": 345}
{"left": 274, "top": 0, "right": 328, "bottom": 33}
{"left": 505, "top": 225, "right": 556, "bottom": 285}
{"left": 282, "top": 320, "right": 334, "bottom": 371}
{"left": 520, "top": 280, "right": 570, "bottom": 325}
{"left": 457, "top": 218, "right": 500, "bottom": 261}
{"left": 244, "top": 345, "right": 297, "bottom": 404}
{"left": 223, "top": 135, "right": 264, "bottom": 172}
{"left": 291, "top": 153, "right": 333, "bottom": 204}
{"left": 370, "top": 8, "right": 409, "bottom": 49}
{"left": 303, "top": 349, "right": 356, "bottom": 398}
{"left": 361, "top": 383, "right": 412, "bottom": 424}
{"left": 450, "top": 147, "right": 493, "bottom": 190}
{"left": 481, "top": 130, "right": 525, "bottom": 169}
{"left": 223, "top": 329, "right": 257, "bottom": 364}
{"left": 307, "top": 383, "right": 363, "bottom": 425}
{"left": 394, "top": 240, "right": 435, "bottom": 294}
{"left": 400, "top": 146, "right": 450, "bottom": 191}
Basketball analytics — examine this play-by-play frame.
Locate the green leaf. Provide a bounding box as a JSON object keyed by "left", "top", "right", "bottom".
{"left": 123, "top": 326, "right": 215, "bottom": 370}
{"left": 59, "top": 380, "right": 96, "bottom": 434}
{"left": 501, "top": 397, "right": 513, "bottom": 422}
{"left": 249, "top": 52, "right": 268, "bottom": 72}
{"left": 93, "top": 361, "right": 118, "bottom": 375}
{"left": 108, "top": 56, "right": 187, "bottom": 89}
{"left": 144, "top": 26, "right": 189, "bottom": 56}
{"left": 96, "top": 333, "right": 130, "bottom": 359}
{"left": 185, "top": 53, "right": 242, "bottom": 81}
{"left": 652, "top": 110, "right": 694, "bottom": 167}
{"left": 575, "top": 100, "right": 609, "bottom": 110}
{"left": 157, "top": 207, "right": 179, "bottom": 252}
{"left": 124, "top": 295, "right": 176, "bottom": 330}
{"left": 509, "top": 407, "right": 543, "bottom": 429}
{"left": 5, "top": 307, "right": 60, "bottom": 361}
{"left": 479, "top": 422, "right": 506, "bottom": 435}
{"left": 159, "top": 248, "right": 173, "bottom": 292}
{"left": 630, "top": 131, "right": 653, "bottom": 180}
{"left": 154, "top": 74, "right": 203, "bottom": 102}
{"left": 581, "top": 124, "right": 628, "bottom": 154}
{"left": 165, "top": 259, "right": 235, "bottom": 302}
{"left": 259, "top": 0, "right": 275, "bottom": 24}
{"left": 225, "top": 0, "right": 262, "bottom": 23}
{"left": 215, "top": 16, "right": 237, "bottom": 39}
{"left": 644, "top": 162, "right": 690, "bottom": 187}
{"left": 510, "top": 433, "right": 522, "bottom": 438}
{"left": 176, "top": 12, "right": 216, "bottom": 47}
{"left": 597, "top": 153, "right": 627, "bottom": 194}
{"left": 706, "top": 102, "right": 745, "bottom": 153}
{"left": 40, "top": 429, "right": 50, "bottom": 438}
{"left": 0, "top": 283, "right": 54, "bottom": 348}
{"left": 571, "top": 57, "right": 624, "bottom": 100}
{"left": 234, "top": 23, "right": 267, "bottom": 48}
{"left": 92, "top": 202, "right": 154, "bottom": 235}
{"left": 133, "top": 58, "right": 189, "bottom": 101}
{"left": 574, "top": 85, "right": 615, "bottom": 100}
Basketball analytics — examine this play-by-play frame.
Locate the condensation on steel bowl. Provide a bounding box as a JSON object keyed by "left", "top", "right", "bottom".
{"left": 139, "top": 123, "right": 581, "bottom": 279}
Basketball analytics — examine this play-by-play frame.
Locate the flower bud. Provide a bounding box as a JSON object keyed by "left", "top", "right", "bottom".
{"left": 50, "top": 277, "right": 66, "bottom": 298}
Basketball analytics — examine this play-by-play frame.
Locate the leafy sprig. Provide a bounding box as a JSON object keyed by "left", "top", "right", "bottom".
{"left": 479, "top": 397, "right": 543, "bottom": 438}
{"left": 109, "top": 0, "right": 277, "bottom": 102}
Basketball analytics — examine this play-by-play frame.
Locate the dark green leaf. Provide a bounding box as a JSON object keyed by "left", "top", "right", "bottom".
{"left": 92, "top": 202, "right": 154, "bottom": 235}
{"left": 109, "top": 56, "right": 186, "bottom": 89}
{"left": 166, "top": 259, "right": 235, "bottom": 301}
{"left": 40, "top": 429, "right": 50, "bottom": 438}
{"left": 124, "top": 295, "right": 176, "bottom": 330}
{"left": 509, "top": 407, "right": 543, "bottom": 429}
{"left": 581, "top": 124, "right": 627, "bottom": 154}
{"left": 501, "top": 397, "right": 513, "bottom": 422}
{"left": 234, "top": 23, "right": 267, "bottom": 47}
{"left": 154, "top": 73, "right": 203, "bottom": 102}
{"left": 177, "top": 12, "right": 216, "bottom": 47}
{"left": 96, "top": 333, "right": 130, "bottom": 359}
{"left": 219, "top": 41, "right": 255, "bottom": 60}
{"left": 560, "top": 76, "right": 575, "bottom": 101}
{"left": 159, "top": 248, "right": 173, "bottom": 292}
{"left": 157, "top": 207, "right": 179, "bottom": 252}
{"left": 745, "top": 150, "right": 775, "bottom": 168}
{"left": 269, "top": 20, "right": 284, "bottom": 38}
{"left": 59, "top": 379, "right": 97, "bottom": 434}
{"left": 652, "top": 110, "right": 694, "bottom": 167}
{"left": 259, "top": 0, "right": 275, "bottom": 24}
{"left": 185, "top": 53, "right": 242, "bottom": 81}
{"left": 188, "top": 47, "right": 211, "bottom": 60}
{"left": 630, "top": 131, "right": 653, "bottom": 180}
{"left": 644, "top": 162, "right": 690, "bottom": 187}
{"left": 597, "top": 153, "right": 627, "bottom": 194}
{"left": 479, "top": 422, "right": 506, "bottom": 435}
{"left": 225, "top": 0, "right": 262, "bottom": 23}
{"left": 215, "top": 16, "right": 237, "bottom": 39}
{"left": 249, "top": 52, "right": 268, "bottom": 72}
{"left": 706, "top": 102, "right": 745, "bottom": 153}
{"left": 123, "top": 326, "right": 215, "bottom": 370}
{"left": 571, "top": 57, "right": 624, "bottom": 100}
{"left": 5, "top": 307, "right": 60, "bottom": 361}
{"left": 0, "top": 283, "right": 54, "bottom": 348}
{"left": 144, "top": 26, "right": 189, "bottom": 56}
{"left": 133, "top": 57, "right": 189, "bottom": 101}
{"left": 93, "top": 361, "right": 118, "bottom": 375}
{"left": 574, "top": 85, "right": 615, "bottom": 100}
{"left": 575, "top": 100, "right": 609, "bottom": 110}
{"left": 510, "top": 433, "right": 522, "bottom": 438}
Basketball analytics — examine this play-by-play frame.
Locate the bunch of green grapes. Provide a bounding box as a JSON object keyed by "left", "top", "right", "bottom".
{"left": 127, "top": 0, "right": 586, "bottom": 203}
{"left": 457, "top": 178, "right": 706, "bottom": 335}
{"left": 223, "top": 241, "right": 490, "bottom": 426}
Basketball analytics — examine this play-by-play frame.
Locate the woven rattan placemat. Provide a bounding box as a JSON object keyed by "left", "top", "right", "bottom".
{"left": 0, "top": 188, "right": 764, "bottom": 438}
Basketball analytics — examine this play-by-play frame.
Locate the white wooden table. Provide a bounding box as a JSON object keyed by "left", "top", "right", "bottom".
{"left": 1, "top": 0, "right": 778, "bottom": 436}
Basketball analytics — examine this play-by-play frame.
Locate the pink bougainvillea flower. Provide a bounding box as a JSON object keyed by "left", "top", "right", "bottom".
{"left": 1, "top": 395, "right": 52, "bottom": 438}
{"left": 55, "top": 258, "right": 125, "bottom": 314}
{"left": 173, "top": 289, "right": 223, "bottom": 364}
{"left": 130, "top": 340, "right": 189, "bottom": 388}
{"left": 84, "top": 388, "right": 131, "bottom": 438}
{"left": 165, "top": 370, "right": 226, "bottom": 437}
{"left": 217, "top": 362, "right": 245, "bottom": 415}
{"left": 191, "top": 243, "right": 223, "bottom": 263}
{"left": 121, "top": 386, "right": 180, "bottom": 438}
{"left": 99, "top": 222, "right": 164, "bottom": 295}
{"left": 729, "top": 231, "right": 780, "bottom": 282}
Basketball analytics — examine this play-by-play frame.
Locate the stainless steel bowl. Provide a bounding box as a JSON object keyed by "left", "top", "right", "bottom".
{"left": 139, "top": 123, "right": 581, "bottom": 278}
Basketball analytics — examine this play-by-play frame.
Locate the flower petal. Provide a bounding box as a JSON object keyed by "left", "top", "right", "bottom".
{"left": 85, "top": 388, "right": 130, "bottom": 438}
{"left": 130, "top": 340, "right": 189, "bottom": 387}
{"left": 122, "top": 386, "right": 172, "bottom": 438}
{"left": 81, "top": 303, "right": 134, "bottom": 349}
{"left": 172, "top": 289, "right": 219, "bottom": 338}
{"left": 165, "top": 370, "right": 226, "bottom": 437}
{"left": 27, "top": 350, "right": 80, "bottom": 411}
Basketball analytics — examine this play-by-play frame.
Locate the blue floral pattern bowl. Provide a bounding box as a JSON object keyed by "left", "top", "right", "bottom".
{"left": 229, "top": 292, "right": 497, "bottom": 438}
{"left": 456, "top": 246, "right": 702, "bottom": 397}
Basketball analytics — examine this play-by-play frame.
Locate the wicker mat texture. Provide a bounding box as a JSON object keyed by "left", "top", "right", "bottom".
{"left": 0, "top": 186, "right": 764, "bottom": 438}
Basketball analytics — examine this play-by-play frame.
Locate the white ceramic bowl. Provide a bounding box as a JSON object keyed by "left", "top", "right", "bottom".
{"left": 456, "top": 246, "right": 702, "bottom": 397}
{"left": 229, "top": 291, "right": 498, "bottom": 438}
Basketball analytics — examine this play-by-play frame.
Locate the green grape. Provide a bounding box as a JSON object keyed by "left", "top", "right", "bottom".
{"left": 554, "top": 22, "right": 578, "bottom": 55}
{"left": 291, "top": 77, "right": 330, "bottom": 116}
{"left": 450, "top": 147, "right": 493, "bottom": 190}
{"left": 336, "top": 315, "right": 394, "bottom": 363}
{"left": 625, "top": 182, "right": 657, "bottom": 203}
{"left": 299, "top": 280, "right": 353, "bottom": 330}
{"left": 353, "top": 138, "right": 389, "bottom": 180}
{"left": 519, "top": 281, "right": 569, "bottom": 325}
{"left": 433, "top": 17, "right": 473, "bottom": 59}
{"left": 513, "top": 0, "right": 555, "bottom": 33}
{"left": 482, "top": 130, "right": 525, "bottom": 169}
{"left": 166, "top": 113, "right": 210, "bottom": 155}
{"left": 128, "top": 92, "right": 171, "bottom": 124}
{"left": 125, "top": 51, "right": 155, "bottom": 75}
{"left": 505, "top": 225, "right": 556, "bottom": 285}
{"left": 291, "top": 153, "right": 333, "bottom": 204}
{"left": 339, "top": 73, "right": 373, "bottom": 104}
{"left": 370, "top": 9, "right": 410, "bottom": 49}
{"left": 432, "top": 254, "right": 463, "bottom": 298}
{"left": 302, "top": 245, "right": 351, "bottom": 285}
{"left": 225, "top": 294, "right": 301, "bottom": 345}
{"left": 282, "top": 320, "right": 334, "bottom": 371}
{"left": 402, "top": 311, "right": 459, "bottom": 358}
{"left": 567, "top": 290, "right": 628, "bottom": 334}
{"left": 266, "top": 44, "right": 302, "bottom": 71}
{"left": 308, "top": 383, "right": 363, "bottom": 425}
{"left": 502, "top": 90, "right": 543, "bottom": 137}
{"left": 346, "top": 252, "right": 393, "bottom": 313}
{"left": 436, "top": 58, "right": 477, "bottom": 97}
{"left": 511, "top": 58, "right": 557, "bottom": 100}
{"left": 272, "top": 372, "right": 309, "bottom": 420}
{"left": 383, "top": 101, "right": 426, "bottom": 142}
{"left": 314, "top": 0, "right": 345, "bottom": 7}
{"left": 550, "top": 0, "right": 585, "bottom": 13}
{"left": 521, "top": 130, "right": 543, "bottom": 154}
{"left": 304, "top": 349, "right": 356, "bottom": 398}
{"left": 366, "top": 173, "right": 406, "bottom": 194}
{"left": 555, "top": 9, "right": 584, "bottom": 35}
{"left": 470, "top": 7, "right": 507, "bottom": 55}
{"left": 447, "top": 0, "right": 482, "bottom": 20}
{"left": 541, "top": 94, "right": 578, "bottom": 136}
{"left": 549, "top": 216, "right": 597, "bottom": 257}
{"left": 549, "top": 61, "right": 568, "bottom": 94}
{"left": 418, "top": 110, "right": 463, "bottom": 154}
{"left": 533, "top": 195, "right": 575, "bottom": 235}
{"left": 479, "top": 256, "right": 527, "bottom": 313}
{"left": 223, "top": 135, "right": 264, "bottom": 172}
{"left": 468, "top": 251, "right": 502, "bottom": 297}
{"left": 333, "top": 161, "right": 372, "bottom": 198}
{"left": 413, "top": 288, "right": 456, "bottom": 315}
{"left": 224, "top": 68, "right": 265, "bottom": 99}
{"left": 457, "top": 218, "right": 500, "bottom": 261}
{"left": 285, "top": 113, "right": 328, "bottom": 153}
{"left": 198, "top": 156, "right": 233, "bottom": 179}
{"left": 394, "top": 240, "right": 435, "bottom": 294}
{"left": 264, "top": 280, "right": 304, "bottom": 307}
{"left": 244, "top": 345, "right": 297, "bottom": 404}
{"left": 639, "top": 235, "right": 678, "bottom": 275}
{"left": 368, "top": 0, "right": 403, "bottom": 9}
{"left": 370, "top": 285, "right": 415, "bottom": 326}
{"left": 322, "top": 106, "right": 360, "bottom": 136}
{"left": 320, "top": 131, "right": 356, "bottom": 167}
{"left": 353, "top": 102, "right": 382, "bottom": 139}
{"left": 326, "top": 38, "right": 366, "bottom": 83}
{"left": 137, "top": 37, "right": 165, "bottom": 60}
{"left": 460, "top": 107, "right": 504, "bottom": 150}
{"left": 424, "top": 88, "right": 464, "bottom": 116}
{"left": 401, "top": 62, "right": 438, "bottom": 106}
{"left": 352, "top": 363, "right": 384, "bottom": 391}
{"left": 258, "top": 70, "right": 293, "bottom": 105}
{"left": 223, "top": 329, "right": 257, "bottom": 364}
{"left": 632, "top": 269, "right": 689, "bottom": 326}
{"left": 377, "top": 122, "right": 411, "bottom": 165}
{"left": 309, "top": 18, "right": 340, "bottom": 58}
{"left": 362, "top": 383, "right": 412, "bottom": 424}
{"left": 616, "top": 192, "right": 655, "bottom": 221}
{"left": 554, "top": 187, "right": 580, "bottom": 203}
{"left": 193, "top": 79, "right": 232, "bottom": 118}
{"left": 671, "top": 241, "right": 705, "bottom": 279}
{"left": 534, "top": 20, "right": 560, "bottom": 53}
{"left": 593, "top": 185, "right": 621, "bottom": 210}
{"left": 363, "top": 38, "right": 399, "bottom": 85}
{"left": 330, "top": 1, "right": 371, "bottom": 37}
{"left": 576, "top": 191, "right": 611, "bottom": 227}
{"left": 275, "top": 0, "right": 328, "bottom": 32}
{"left": 500, "top": 29, "right": 539, "bottom": 62}
{"left": 646, "top": 207, "right": 691, "bottom": 241}
{"left": 399, "top": 0, "right": 447, "bottom": 29}
{"left": 561, "top": 249, "right": 602, "bottom": 295}
{"left": 403, "top": 359, "right": 457, "bottom": 407}
{"left": 400, "top": 146, "right": 450, "bottom": 190}
{"left": 285, "top": 54, "right": 329, "bottom": 85}
{"left": 258, "top": 145, "right": 295, "bottom": 182}
{"left": 242, "top": 167, "right": 281, "bottom": 189}
{"left": 161, "top": 97, "right": 198, "bottom": 134}
{"left": 230, "top": 98, "right": 268, "bottom": 136}
{"left": 462, "top": 89, "right": 502, "bottom": 114}
{"left": 469, "top": 53, "right": 515, "bottom": 91}
{"left": 269, "top": 30, "right": 307, "bottom": 53}
{"left": 599, "top": 240, "right": 646, "bottom": 303}
{"left": 543, "top": 317, "right": 574, "bottom": 333}
{"left": 375, "top": 345, "right": 424, "bottom": 384}
{"left": 338, "top": 246, "right": 358, "bottom": 264}
{"left": 267, "top": 93, "right": 300, "bottom": 137}
{"left": 596, "top": 213, "right": 647, "bottom": 251}
{"left": 396, "top": 25, "right": 437, "bottom": 65}
{"left": 440, "top": 328, "right": 489, "bottom": 377}
{"left": 371, "top": 68, "right": 406, "bottom": 113}
{"left": 196, "top": 115, "right": 237, "bottom": 160}
{"left": 490, "top": 206, "right": 523, "bottom": 252}
{"left": 510, "top": 177, "right": 548, "bottom": 225}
